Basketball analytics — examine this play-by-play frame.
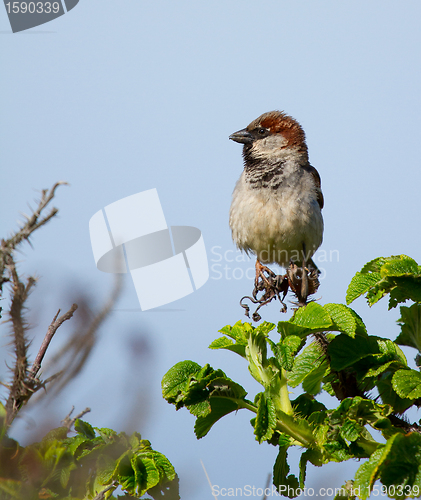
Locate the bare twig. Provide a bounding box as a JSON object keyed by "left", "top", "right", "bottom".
{"left": 30, "top": 304, "right": 78, "bottom": 379}
{"left": 92, "top": 481, "right": 118, "bottom": 500}
{"left": 62, "top": 406, "right": 91, "bottom": 431}
{"left": 38, "top": 274, "right": 123, "bottom": 398}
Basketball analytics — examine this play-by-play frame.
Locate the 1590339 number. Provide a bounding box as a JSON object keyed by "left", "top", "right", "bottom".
{"left": 5, "top": 2, "right": 61, "bottom": 14}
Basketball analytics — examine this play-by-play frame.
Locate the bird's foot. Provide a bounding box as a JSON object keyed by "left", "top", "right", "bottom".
{"left": 287, "top": 262, "right": 320, "bottom": 307}
{"left": 240, "top": 261, "right": 289, "bottom": 321}
{"left": 255, "top": 260, "right": 276, "bottom": 287}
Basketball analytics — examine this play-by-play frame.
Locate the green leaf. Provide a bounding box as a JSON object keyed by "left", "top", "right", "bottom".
{"left": 302, "top": 360, "right": 329, "bottom": 395}
{"left": 327, "top": 334, "right": 404, "bottom": 372}
{"left": 208, "top": 336, "right": 246, "bottom": 357}
{"left": 395, "top": 303, "right": 421, "bottom": 352}
{"left": 291, "top": 394, "right": 327, "bottom": 419}
{"left": 95, "top": 453, "right": 116, "bottom": 487}
{"left": 291, "top": 302, "right": 333, "bottom": 330}
{"left": 388, "top": 276, "right": 421, "bottom": 309}
{"left": 380, "top": 256, "right": 419, "bottom": 277}
{"left": 378, "top": 433, "right": 421, "bottom": 495}
{"left": 377, "top": 373, "right": 413, "bottom": 413}
{"left": 361, "top": 257, "right": 388, "bottom": 273}
{"left": 273, "top": 446, "right": 300, "bottom": 498}
{"left": 392, "top": 369, "right": 421, "bottom": 399}
{"left": 208, "top": 377, "right": 247, "bottom": 400}
{"left": 355, "top": 432, "right": 421, "bottom": 499}
{"left": 277, "top": 321, "right": 317, "bottom": 339}
{"left": 161, "top": 360, "right": 202, "bottom": 401}
{"left": 74, "top": 419, "right": 96, "bottom": 440}
{"left": 132, "top": 455, "right": 159, "bottom": 495}
{"left": 0, "top": 479, "right": 22, "bottom": 498}
{"left": 354, "top": 442, "right": 395, "bottom": 500}
{"left": 254, "top": 393, "right": 277, "bottom": 443}
{"left": 218, "top": 322, "right": 249, "bottom": 343}
{"left": 288, "top": 340, "right": 325, "bottom": 388}
{"left": 346, "top": 272, "right": 382, "bottom": 305}
{"left": 323, "top": 303, "right": 367, "bottom": 338}
{"left": 95, "top": 427, "right": 117, "bottom": 443}
{"left": 347, "top": 256, "right": 421, "bottom": 309}
{"left": 271, "top": 335, "right": 304, "bottom": 371}
{"left": 194, "top": 398, "right": 240, "bottom": 439}
{"left": 162, "top": 361, "right": 227, "bottom": 410}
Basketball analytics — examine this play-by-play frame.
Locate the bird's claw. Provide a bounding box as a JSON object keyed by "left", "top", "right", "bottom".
{"left": 240, "top": 262, "right": 320, "bottom": 321}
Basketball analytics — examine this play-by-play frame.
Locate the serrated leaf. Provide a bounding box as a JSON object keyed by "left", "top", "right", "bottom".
{"left": 364, "top": 360, "right": 395, "bottom": 378}
{"left": 95, "top": 427, "right": 117, "bottom": 443}
{"left": 340, "top": 418, "right": 363, "bottom": 442}
{"left": 354, "top": 441, "right": 395, "bottom": 500}
{"left": 277, "top": 321, "right": 316, "bottom": 339}
{"left": 273, "top": 446, "right": 300, "bottom": 498}
{"left": 328, "top": 334, "right": 380, "bottom": 371}
{"left": 380, "top": 256, "right": 419, "bottom": 278}
{"left": 378, "top": 433, "right": 421, "bottom": 494}
{"left": 323, "top": 303, "right": 367, "bottom": 337}
{"left": 95, "top": 453, "right": 116, "bottom": 486}
{"left": 208, "top": 377, "right": 247, "bottom": 400}
{"left": 347, "top": 256, "right": 421, "bottom": 309}
{"left": 346, "top": 272, "right": 382, "bottom": 305}
{"left": 377, "top": 373, "right": 413, "bottom": 413}
{"left": 291, "top": 302, "right": 333, "bottom": 330}
{"left": 291, "top": 394, "right": 327, "bottom": 418}
{"left": 218, "top": 321, "right": 251, "bottom": 343}
{"left": 392, "top": 369, "right": 421, "bottom": 399}
{"left": 161, "top": 360, "right": 202, "bottom": 400}
{"left": 288, "top": 340, "right": 325, "bottom": 388}
{"left": 361, "top": 257, "right": 388, "bottom": 273}
{"left": 74, "top": 419, "right": 96, "bottom": 440}
{"left": 194, "top": 398, "right": 241, "bottom": 439}
{"left": 271, "top": 335, "right": 304, "bottom": 371}
{"left": 60, "top": 462, "right": 77, "bottom": 488}
{"left": 254, "top": 393, "right": 277, "bottom": 443}
{"left": 208, "top": 336, "right": 246, "bottom": 357}
{"left": 302, "top": 360, "right": 329, "bottom": 395}
{"left": 132, "top": 455, "right": 160, "bottom": 494}
{"left": 395, "top": 303, "right": 421, "bottom": 351}
{"left": 388, "top": 276, "right": 421, "bottom": 309}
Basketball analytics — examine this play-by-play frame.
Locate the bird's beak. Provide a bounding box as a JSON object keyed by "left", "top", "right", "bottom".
{"left": 229, "top": 128, "right": 254, "bottom": 144}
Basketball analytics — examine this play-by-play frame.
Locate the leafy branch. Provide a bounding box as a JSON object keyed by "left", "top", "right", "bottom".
{"left": 163, "top": 255, "right": 421, "bottom": 499}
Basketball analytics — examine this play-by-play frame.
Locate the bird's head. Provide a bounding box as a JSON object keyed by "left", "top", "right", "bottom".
{"left": 229, "top": 111, "right": 308, "bottom": 164}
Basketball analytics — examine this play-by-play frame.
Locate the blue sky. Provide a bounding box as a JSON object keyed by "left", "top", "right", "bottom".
{"left": 1, "top": 1, "right": 421, "bottom": 498}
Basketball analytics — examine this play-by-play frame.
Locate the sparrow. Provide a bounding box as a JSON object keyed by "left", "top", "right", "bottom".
{"left": 229, "top": 110, "right": 324, "bottom": 303}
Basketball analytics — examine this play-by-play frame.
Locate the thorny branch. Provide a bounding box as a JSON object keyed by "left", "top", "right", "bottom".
{"left": 0, "top": 183, "right": 121, "bottom": 430}
{"left": 1, "top": 183, "right": 69, "bottom": 428}
{"left": 0, "top": 181, "right": 68, "bottom": 298}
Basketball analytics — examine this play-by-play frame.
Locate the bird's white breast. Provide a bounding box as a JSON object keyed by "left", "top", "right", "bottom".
{"left": 229, "top": 164, "right": 323, "bottom": 267}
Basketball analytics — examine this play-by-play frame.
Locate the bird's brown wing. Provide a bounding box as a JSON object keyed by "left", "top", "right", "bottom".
{"left": 303, "top": 164, "right": 324, "bottom": 209}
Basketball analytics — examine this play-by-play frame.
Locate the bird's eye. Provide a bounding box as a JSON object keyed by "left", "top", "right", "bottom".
{"left": 258, "top": 128, "right": 267, "bottom": 135}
